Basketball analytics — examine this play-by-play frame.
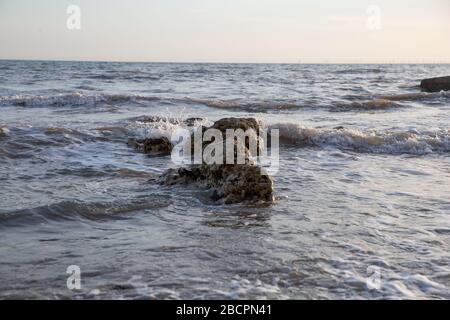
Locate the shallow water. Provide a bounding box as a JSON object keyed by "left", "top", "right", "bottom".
{"left": 0, "top": 61, "right": 449, "bottom": 299}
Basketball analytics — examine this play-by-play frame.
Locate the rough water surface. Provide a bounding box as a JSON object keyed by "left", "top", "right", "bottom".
{"left": 0, "top": 61, "right": 449, "bottom": 299}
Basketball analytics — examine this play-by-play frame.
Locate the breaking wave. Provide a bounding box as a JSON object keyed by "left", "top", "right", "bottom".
{"left": 188, "top": 91, "right": 450, "bottom": 112}
{"left": 269, "top": 123, "right": 450, "bottom": 155}
{"left": 332, "top": 99, "right": 401, "bottom": 111}
{"left": 125, "top": 116, "right": 210, "bottom": 141}
{"left": 125, "top": 116, "right": 450, "bottom": 155}
{"left": 186, "top": 98, "right": 304, "bottom": 112}
{"left": 0, "top": 92, "right": 162, "bottom": 107}
{"left": 332, "top": 91, "right": 450, "bottom": 111}
{"left": 1, "top": 90, "right": 448, "bottom": 111}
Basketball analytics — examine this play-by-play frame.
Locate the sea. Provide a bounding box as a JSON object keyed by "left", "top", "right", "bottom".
{"left": 0, "top": 60, "right": 449, "bottom": 299}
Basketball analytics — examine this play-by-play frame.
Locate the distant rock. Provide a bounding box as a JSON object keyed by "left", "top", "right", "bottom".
{"left": 420, "top": 76, "right": 450, "bottom": 92}
{"left": 128, "top": 137, "right": 172, "bottom": 156}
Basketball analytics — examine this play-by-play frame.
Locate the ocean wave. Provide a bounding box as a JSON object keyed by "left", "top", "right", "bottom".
{"left": 332, "top": 99, "right": 401, "bottom": 111}
{"left": 377, "top": 91, "right": 450, "bottom": 102}
{"left": 125, "top": 116, "right": 211, "bottom": 140}
{"left": 0, "top": 92, "right": 162, "bottom": 107}
{"left": 53, "top": 166, "right": 154, "bottom": 178}
{"left": 0, "top": 197, "right": 171, "bottom": 228}
{"left": 125, "top": 117, "right": 450, "bottom": 155}
{"left": 86, "top": 73, "right": 161, "bottom": 81}
{"left": 186, "top": 98, "right": 303, "bottom": 112}
{"left": 2, "top": 90, "right": 447, "bottom": 111}
{"left": 269, "top": 123, "right": 450, "bottom": 155}
{"left": 333, "top": 68, "right": 383, "bottom": 75}
{"left": 0, "top": 126, "right": 106, "bottom": 159}
{"left": 332, "top": 91, "right": 450, "bottom": 111}
{"left": 188, "top": 95, "right": 442, "bottom": 112}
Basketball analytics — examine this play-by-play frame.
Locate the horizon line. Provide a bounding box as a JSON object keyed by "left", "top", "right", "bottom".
{"left": 1, "top": 58, "right": 450, "bottom": 65}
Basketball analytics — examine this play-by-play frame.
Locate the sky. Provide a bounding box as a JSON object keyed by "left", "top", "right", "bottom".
{"left": 0, "top": 0, "right": 449, "bottom": 63}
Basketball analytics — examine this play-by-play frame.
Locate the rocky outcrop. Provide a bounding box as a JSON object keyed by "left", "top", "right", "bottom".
{"left": 420, "top": 76, "right": 450, "bottom": 92}
{"left": 210, "top": 117, "right": 262, "bottom": 134}
{"left": 158, "top": 117, "right": 274, "bottom": 204}
{"left": 159, "top": 164, "right": 273, "bottom": 204}
{"left": 128, "top": 137, "right": 172, "bottom": 156}
{"left": 192, "top": 117, "right": 265, "bottom": 160}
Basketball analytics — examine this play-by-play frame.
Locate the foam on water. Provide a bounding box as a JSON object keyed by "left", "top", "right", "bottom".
{"left": 0, "top": 92, "right": 162, "bottom": 107}
{"left": 1, "top": 89, "right": 448, "bottom": 112}
{"left": 0, "top": 126, "right": 10, "bottom": 136}
{"left": 125, "top": 116, "right": 450, "bottom": 155}
{"left": 270, "top": 122, "right": 450, "bottom": 155}
{"left": 125, "top": 117, "right": 210, "bottom": 141}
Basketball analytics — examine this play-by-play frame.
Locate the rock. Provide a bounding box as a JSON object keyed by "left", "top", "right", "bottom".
{"left": 420, "top": 76, "right": 450, "bottom": 92}
{"left": 158, "top": 117, "right": 274, "bottom": 204}
{"left": 158, "top": 167, "right": 205, "bottom": 185}
{"left": 210, "top": 117, "right": 262, "bottom": 134}
{"left": 128, "top": 137, "right": 172, "bottom": 156}
{"left": 191, "top": 117, "right": 265, "bottom": 160}
{"left": 159, "top": 164, "right": 274, "bottom": 204}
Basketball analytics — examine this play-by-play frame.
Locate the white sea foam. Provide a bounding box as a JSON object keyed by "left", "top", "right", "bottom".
{"left": 0, "top": 126, "right": 10, "bottom": 136}
{"left": 125, "top": 116, "right": 210, "bottom": 141}
{"left": 269, "top": 122, "right": 450, "bottom": 155}
{"left": 0, "top": 92, "right": 161, "bottom": 107}
{"left": 126, "top": 118, "right": 450, "bottom": 155}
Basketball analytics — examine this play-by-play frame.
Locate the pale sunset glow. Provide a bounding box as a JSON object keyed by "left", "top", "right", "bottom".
{"left": 1, "top": 0, "right": 449, "bottom": 63}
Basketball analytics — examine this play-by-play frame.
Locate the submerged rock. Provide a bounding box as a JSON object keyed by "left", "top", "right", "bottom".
{"left": 128, "top": 137, "right": 172, "bottom": 156}
{"left": 159, "top": 164, "right": 274, "bottom": 204}
{"left": 158, "top": 117, "right": 274, "bottom": 204}
{"left": 420, "top": 76, "right": 450, "bottom": 92}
